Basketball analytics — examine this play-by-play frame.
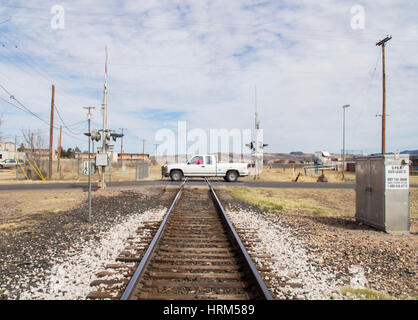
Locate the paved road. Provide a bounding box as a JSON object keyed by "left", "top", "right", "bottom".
{"left": 0, "top": 179, "right": 416, "bottom": 191}
{"left": 0, "top": 179, "right": 355, "bottom": 191}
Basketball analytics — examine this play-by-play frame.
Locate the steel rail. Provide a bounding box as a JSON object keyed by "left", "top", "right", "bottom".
{"left": 205, "top": 178, "right": 273, "bottom": 300}
{"left": 120, "top": 178, "right": 189, "bottom": 300}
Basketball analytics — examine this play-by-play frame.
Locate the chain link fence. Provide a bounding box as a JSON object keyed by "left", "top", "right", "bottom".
{"left": 11, "top": 159, "right": 151, "bottom": 181}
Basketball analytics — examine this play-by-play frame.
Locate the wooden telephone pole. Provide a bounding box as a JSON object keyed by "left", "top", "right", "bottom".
{"left": 48, "top": 84, "right": 55, "bottom": 179}
{"left": 119, "top": 128, "right": 127, "bottom": 158}
{"left": 57, "top": 125, "right": 62, "bottom": 173}
{"left": 376, "top": 35, "right": 392, "bottom": 155}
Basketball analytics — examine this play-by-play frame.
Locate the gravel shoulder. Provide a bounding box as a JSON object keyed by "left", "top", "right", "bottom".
{"left": 220, "top": 192, "right": 417, "bottom": 300}
{"left": 0, "top": 186, "right": 170, "bottom": 300}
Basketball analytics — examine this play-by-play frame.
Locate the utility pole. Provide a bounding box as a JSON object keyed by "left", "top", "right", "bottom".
{"left": 57, "top": 125, "right": 62, "bottom": 174}
{"left": 119, "top": 128, "right": 127, "bottom": 172}
{"left": 100, "top": 47, "right": 108, "bottom": 189}
{"left": 15, "top": 135, "right": 17, "bottom": 181}
{"left": 342, "top": 104, "right": 350, "bottom": 180}
{"left": 141, "top": 138, "right": 147, "bottom": 162}
{"left": 376, "top": 35, "right": 392, "bottom": 155}
{"left": 84, "top": 106, "right": 95, "bottom": 222}
{"left": 48, "top": 84, "right": 55, "bottom": 180}
{"left": 119, "top": 128, "right": 126, "bottom": 157}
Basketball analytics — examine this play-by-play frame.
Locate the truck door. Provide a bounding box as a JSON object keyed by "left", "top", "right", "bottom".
{"left": 184, "top": 155, "right": 204, "bottom": 176}
{"left": 199, "top": 155, "right": 216, "bottom": 176}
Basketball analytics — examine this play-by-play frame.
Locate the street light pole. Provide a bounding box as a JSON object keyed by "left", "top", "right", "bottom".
{"left": 342, "top": 104, "right": 350, "bottom": 180}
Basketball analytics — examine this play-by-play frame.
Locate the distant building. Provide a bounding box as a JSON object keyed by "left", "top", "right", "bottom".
{"left": 0, "top": 141, "right": 16, "bottom": 152}
{"left": 75, "top": 152, "right": 150, "bottom": 162}
{"left": 0, "top": 142, "right": 26, "bottom": 160}
{"left": 119, "top": 153, "right": 150, "bottom": 161}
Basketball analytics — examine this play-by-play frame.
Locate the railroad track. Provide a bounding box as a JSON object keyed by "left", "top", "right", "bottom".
{"left": 116, "top": 178, "right": 272, "bottom": 300}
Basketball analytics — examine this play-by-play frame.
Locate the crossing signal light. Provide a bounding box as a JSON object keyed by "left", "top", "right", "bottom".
{"left": 91, "top": 131, "right": 101, "bottom": 142}
{"left": 110, "top": 132, "right": 124, "bottom": 142}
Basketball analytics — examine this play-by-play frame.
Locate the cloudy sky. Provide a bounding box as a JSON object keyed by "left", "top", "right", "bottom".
{"left": 0, "top": 0, "right": 417, "bottom": 155}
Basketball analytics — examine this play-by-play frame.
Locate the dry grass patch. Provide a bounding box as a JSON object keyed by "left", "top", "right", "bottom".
{"left": 229, "top": 187, "right": 355, "bottom": 217}
{"left": 0, "top": 190, "right": 87, "bottom": 228}
{"left": 0, "top": 219, "right": 37, "bottom": 231}
{"left": 411, "top": 189, "right": 418, "bottom": 219}
{"left": 338, "top": 287, "right": 417, "bottom": 300}
{"left": 229, "top": 187, "right": 418, "bottom": 219}
{"left": 241, "top": 167, "right": 356, "bottom": 183}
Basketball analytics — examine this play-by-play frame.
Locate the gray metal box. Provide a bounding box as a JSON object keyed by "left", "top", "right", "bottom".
{"left": 136, "top": 162, "right": 149, "bottom": 180}
{"left": 355, "top": 154, "right": 410, "bottom": 233}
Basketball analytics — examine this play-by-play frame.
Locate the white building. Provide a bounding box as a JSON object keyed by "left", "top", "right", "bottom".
{"left": 0, "top": 141, "right": 16, "bottom": 152}
{"left": 0, "top": 141, "right": 25, "bottom": 161}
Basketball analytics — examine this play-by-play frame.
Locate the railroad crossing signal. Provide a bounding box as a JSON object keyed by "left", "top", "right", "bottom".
{"left": 84, "top": 130, "right": 123, "bottom": 142}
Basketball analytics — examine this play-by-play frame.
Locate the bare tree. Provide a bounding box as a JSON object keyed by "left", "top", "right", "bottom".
{"left": 21, "top": 128, "right": 48, "bottom": 180}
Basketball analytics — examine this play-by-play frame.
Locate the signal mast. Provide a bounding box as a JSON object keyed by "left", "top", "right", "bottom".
{"left": 246, "top": 87, "right": 268, "bottom": 179}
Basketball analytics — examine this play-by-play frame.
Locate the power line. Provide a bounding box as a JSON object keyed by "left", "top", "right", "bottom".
{"left": 0, "top": 32, "right": 91, "bottom": 111}
{"left": 0, "top": 82, "right": 54, "bottom": 127}
{"left": 0, "top": 83, "right": 85, "bottom": 143}
{"left": 1, "top": 12, "right": 417, "bottom": 45}
{"left": 55, "top": 104, "right": 83, "bottom": 135}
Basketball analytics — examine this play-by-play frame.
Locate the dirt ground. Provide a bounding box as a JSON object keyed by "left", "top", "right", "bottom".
{"left": 0, "top": 190, "right": 87, "bottom": 228}
{"left": 221, "top": 192, "right": 418, "bottom": 299}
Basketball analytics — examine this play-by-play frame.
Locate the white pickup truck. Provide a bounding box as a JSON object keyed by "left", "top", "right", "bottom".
{"left": 162, "top": 154, "right": 250, "bottom": 182}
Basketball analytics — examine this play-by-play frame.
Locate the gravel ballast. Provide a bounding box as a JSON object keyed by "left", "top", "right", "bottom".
{"left": 0, "top": 187, "right": 171, "bottom": 300}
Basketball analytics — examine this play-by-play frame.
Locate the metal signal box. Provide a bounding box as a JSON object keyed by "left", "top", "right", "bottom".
{"left": 356, "top": 154, "right": 410, "bottom": 233}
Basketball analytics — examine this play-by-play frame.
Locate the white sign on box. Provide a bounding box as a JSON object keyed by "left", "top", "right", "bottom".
{"left": 96, "top": 153, "right": 108, "bottom": 166}
{"left": 385, "top": 165, "right": 409, "bottom": 189}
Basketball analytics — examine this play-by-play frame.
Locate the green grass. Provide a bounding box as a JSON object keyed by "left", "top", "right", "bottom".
{"left": 337, "top": 287, "right": 417, "bottom": 300}
{"left": 338, "top": 287, "right": 394, "bottom": 300}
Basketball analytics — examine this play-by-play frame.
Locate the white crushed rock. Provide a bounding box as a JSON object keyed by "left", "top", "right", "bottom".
{"left": 349, "top": 265, "right": 369, "bottom": 289}
{"left": 19, "top": 208, "right": 166, "bottom": 300}
{"left": 227, "top": 209, "right": 364, "bottom": 300}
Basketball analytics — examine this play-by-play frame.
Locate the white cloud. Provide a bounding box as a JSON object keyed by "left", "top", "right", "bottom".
{"left": 0, "top": 0, "right": 417, "bottom": 154}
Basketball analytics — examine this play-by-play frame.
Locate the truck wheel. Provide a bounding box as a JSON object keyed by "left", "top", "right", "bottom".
{"left": 170, "top": 170, "right": 183, "bottom": 181}
{"left": 225, "top": 170, "right": 238, "bottom": 182}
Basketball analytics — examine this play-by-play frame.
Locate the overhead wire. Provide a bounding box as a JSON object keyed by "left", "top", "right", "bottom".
{"left": 0, "top": 82, "right": 53, "bottom": 127}
{"left": 0, "top": 32, "right": 92, "bottom": 110}
{"left": 54, "top": 104, "right": 84, "bottom": 135}
{"left": 0, "top": 83, "right": 86, "bottom": 143}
